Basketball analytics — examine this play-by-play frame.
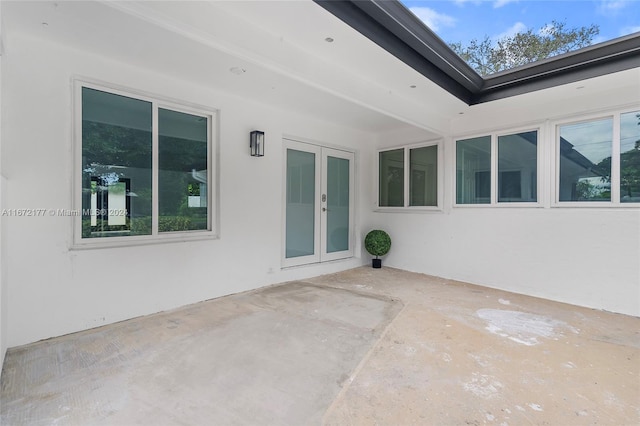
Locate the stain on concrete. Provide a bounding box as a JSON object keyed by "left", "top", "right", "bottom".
{"left": 477, "top": 308, "right": 572, "bottom": 346}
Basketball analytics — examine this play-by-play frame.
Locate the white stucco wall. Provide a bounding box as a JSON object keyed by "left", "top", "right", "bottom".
{"left": 369, "top": 88, "right": 640, "bottom": 317}
{"left": 1, "top": 33, "right": 373, "bottom": 348}
{"left": 373, "top": 208, "right": 640, "bottom": 316}
{"left": 0, "top": 17, "right": 6, "bottom": 366}
{"left": 2, "top": 9, "right": 639, "bottom": 356}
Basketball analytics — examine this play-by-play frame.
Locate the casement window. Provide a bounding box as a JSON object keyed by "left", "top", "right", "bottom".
{"left": 456, "top": 130, "right": 539, "bottom": 206}
{"left": 378, "top": 142, "right": 440, "bottom": 209}
{"left": 557, "top": 110, "right": 640, "bottom": 204}
{"left": 74, "top": 82, "right": 217, "bottom": 247}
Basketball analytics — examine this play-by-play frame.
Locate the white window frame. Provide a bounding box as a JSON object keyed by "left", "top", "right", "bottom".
{"left": 552, "top": 106, "right": 640, "bottom": 207}
{"left": 453, "top": 126, "right": 543, "bottom": 208}
{"left": 72, "top": 79, "right": 218, "bottom": 249}
{"left": 375, "top": 139, "right": 443, "bottom": 212}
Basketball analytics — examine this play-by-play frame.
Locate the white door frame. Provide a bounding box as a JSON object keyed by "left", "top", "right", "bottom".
{"left": 282, "top": 139, "right": 355, "bottom": 267}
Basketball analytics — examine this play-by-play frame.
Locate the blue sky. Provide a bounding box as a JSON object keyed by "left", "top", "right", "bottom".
{"left": 400, "top": 0, "right": 640, "bottom": 47}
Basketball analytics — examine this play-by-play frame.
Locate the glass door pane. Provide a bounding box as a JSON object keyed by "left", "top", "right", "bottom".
{"left": 326, "top": 156, "right": 350, "bottom": 253}
{"left": 321, "top": 148, "right": 354, "bottom": 262}
{"left": 285, "top": 149, "right": 317, "bottom": 259}
{"left": 283, "top": 141, "right": 353, "bottom": 267}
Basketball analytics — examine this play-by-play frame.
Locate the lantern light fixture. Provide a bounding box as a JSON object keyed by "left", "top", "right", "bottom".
{"left": 250, "top": 130, "right": 265, "bottom": 157}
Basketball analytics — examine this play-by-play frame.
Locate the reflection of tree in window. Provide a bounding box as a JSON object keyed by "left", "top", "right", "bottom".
{"left": 618, "top": 112, "right": 640, "bottom": 202}
{"left": 81, "top": 87, "right": 211, "bottom": 239}
{"left": 559, "top": 118, "right": 612, "bottom": 202}
{"left": 158, "top": 109, "right": 208, "bottom": 232}
{"left": 81, "top": 87, "right": 152, "bottom": 237}
{"left": 584, "top": 113, "right": 640, "bottom": 202}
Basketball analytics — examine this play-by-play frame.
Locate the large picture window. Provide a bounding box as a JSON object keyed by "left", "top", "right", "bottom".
{"left": 76, "top": 83, "right": 216, "bottom": 246}
{"left": 456, "top": 130, "right": 538, "bottom": 205}
{"left": 557, "top": 111, "right": 639, "bottom": 204}
{"left": 378, "top": 142, "right": 440, "bottom": 209}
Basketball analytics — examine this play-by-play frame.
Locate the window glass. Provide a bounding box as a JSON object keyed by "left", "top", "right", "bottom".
{"left": 326, "top": 156, "right": 350, "bottom": 252}
{"left": 379, "top": 149, "right": 404, "bottom": 207}
{"left": 410, "top": 145, "right": 437, "bottom": 206}
{"left": 158, "top": 108, "right": 208, "bottom": 232}
{"left": 456, "top": 136, "right": 491, "bottom": 204}
{"left": 498, "top": 131, "right": 537, "bottom": 202}
{"left": 81, "top": 88, "right": 152, "bottom": 238}
{"left": 285, "top": 149, "right": 316, "bottom": 258}
{"left": 559, "top": 118, "right": 612, "bottom": 202}
{"left": 620, "top": 111, "right": 640, "bottom": 203}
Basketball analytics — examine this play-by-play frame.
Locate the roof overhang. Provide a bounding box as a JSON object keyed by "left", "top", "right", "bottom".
{"left": 315, "top": 0, "right": 640, "bottom": 105}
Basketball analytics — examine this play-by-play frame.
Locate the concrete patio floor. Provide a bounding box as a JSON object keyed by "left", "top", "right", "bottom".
{"left": 1, "top": 267, "right": 639, "bottom": 425}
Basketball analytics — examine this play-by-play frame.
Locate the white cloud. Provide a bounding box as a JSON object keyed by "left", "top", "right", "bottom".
{"left": 600, "top": 0, "right": 630, "bottom": 12}
{"left": 493, "top": 0, "right": 518, "bottom": 8}
{"left": 494, "top": 22, "right": 527, "bottom": 40}
{"left": 598, "top": 0, "right": 632, "bottom": 15}
{"left": 452, "top": 0, "right": 477, "bottom": 5}
{"left": 409, "top": 7, "right": 456, "bottom": 32}
{"left": 620, "top": 25, "right": 640, "bottom": 36}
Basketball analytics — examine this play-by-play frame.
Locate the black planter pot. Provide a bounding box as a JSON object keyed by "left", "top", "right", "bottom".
{"left": 372, "top": 258, "right": 382, "bottom": 268}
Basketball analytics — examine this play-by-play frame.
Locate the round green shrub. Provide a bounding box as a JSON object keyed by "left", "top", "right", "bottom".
{"left": 364, "top": 230, "right": 391, "bottom": 258}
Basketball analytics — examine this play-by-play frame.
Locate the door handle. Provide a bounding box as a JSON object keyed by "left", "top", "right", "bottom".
{"left": 322, "top": 207, "right": 329, "bottom": 212}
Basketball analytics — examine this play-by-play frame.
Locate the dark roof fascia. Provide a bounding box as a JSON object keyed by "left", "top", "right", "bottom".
{"left": 314, "top": 0, "right": 640, "bottom": 106}
{"left": 475, "top": 33, "right": 640, "bottom": 104}
{"left": 314, "top": 0, "right": 479, "bottom": 104}
{"left": 356, "top": 0, "right": 483, "bottom": 90}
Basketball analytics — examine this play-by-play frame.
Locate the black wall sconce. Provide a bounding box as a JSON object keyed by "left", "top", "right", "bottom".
{"left": 250, "top": 130, "right": 265, "bottom": 157}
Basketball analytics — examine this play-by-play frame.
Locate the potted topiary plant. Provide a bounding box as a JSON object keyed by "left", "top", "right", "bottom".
{"left": 364, "top": 229, "right": 391, "bottom": 268}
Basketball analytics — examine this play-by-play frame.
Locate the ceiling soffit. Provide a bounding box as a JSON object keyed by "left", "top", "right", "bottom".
{"left": 315, "top": 0, "right": 640, "bottom": 105}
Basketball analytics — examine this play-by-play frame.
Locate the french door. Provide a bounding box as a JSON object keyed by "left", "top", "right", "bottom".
{"left": 283, "top": 139, "right": 354, "bottom": 267}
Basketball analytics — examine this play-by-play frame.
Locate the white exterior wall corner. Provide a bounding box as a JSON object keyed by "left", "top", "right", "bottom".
{"left": 379, "top": 209, "right": 640, "bottom": 317}
{"left": 371, "top": 91, "right": 640, "bottom": 317}
{"left": 1, "top": 33, "right": 371, "bottom": 348}
{"left": 0, "top": 3, "right": 6, "bottom": 368}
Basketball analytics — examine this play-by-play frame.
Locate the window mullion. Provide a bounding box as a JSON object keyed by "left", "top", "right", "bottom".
{"left": 491, "top": 135, "right": 497, "bottom": 205}
{"left": 152, "top": 104, "right": 159, "bottom": 235}
{"left": 405, "top": 147, "right": 410, "bottom": 207}
{"left": 611, "top": 113, "right": 621, "bottom": 204}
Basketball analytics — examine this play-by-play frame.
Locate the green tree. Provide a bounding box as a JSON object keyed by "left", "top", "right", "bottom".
{"left": 450, "top": 20, "right": 599, "bottom": 76}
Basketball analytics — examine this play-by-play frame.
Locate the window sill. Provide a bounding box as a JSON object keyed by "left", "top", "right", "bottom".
{"left": 453, "top": 203, "right": 543, "bottom": 208}
{"left": 551, "top": 202, "right": 640, "bottom": 208}
{"left": 71, "top": 231, "right": 219, "bottom": 250}
{"left": 374, "top": 206, "right": 443, "bottom": 213}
